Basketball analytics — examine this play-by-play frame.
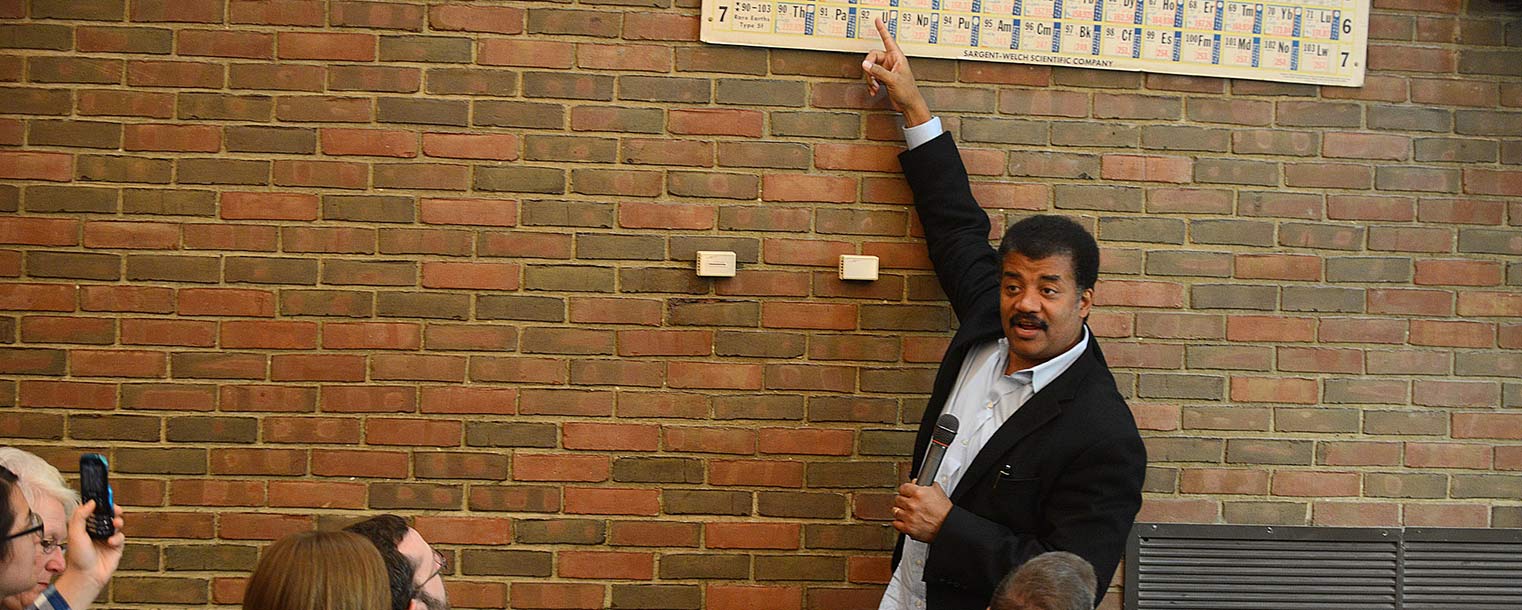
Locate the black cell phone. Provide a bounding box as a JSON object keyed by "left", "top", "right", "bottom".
{"left": 79, "top": 453, "right": 115, "bottom": 540}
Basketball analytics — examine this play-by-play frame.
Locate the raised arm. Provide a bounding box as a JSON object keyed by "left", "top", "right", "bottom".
{"left": 861, "top": 19, "right": 1000, "bottom": 321}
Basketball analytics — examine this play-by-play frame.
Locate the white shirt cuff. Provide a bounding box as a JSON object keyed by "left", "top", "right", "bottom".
{"left": 903, "top": 116, "right": 943, "bottom": 151}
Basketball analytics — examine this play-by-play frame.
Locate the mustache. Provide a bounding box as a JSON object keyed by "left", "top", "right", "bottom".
{"left": 1008, "top": 314, "right": 1048, "bottom": 330}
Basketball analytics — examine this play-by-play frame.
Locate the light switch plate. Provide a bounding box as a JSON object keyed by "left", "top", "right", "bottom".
{"left": 696, "top": 250, "right": 737, "bottom": 277}
{"left": 839, "top": 255, "right": 879, "bottom": 281}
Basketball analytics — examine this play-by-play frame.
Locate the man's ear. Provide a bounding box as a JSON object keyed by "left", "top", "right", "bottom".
{"left": 408, "top": 600, "right": 423, "bottom": 610}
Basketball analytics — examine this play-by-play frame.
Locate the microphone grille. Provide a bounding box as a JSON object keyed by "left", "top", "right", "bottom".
{"left": 931, "top": 413, "right": 959, "bottom": 444}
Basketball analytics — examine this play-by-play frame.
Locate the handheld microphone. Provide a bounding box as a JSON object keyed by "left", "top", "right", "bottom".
{"left": 914, "top": 413, "right": 959, "bottom": 486}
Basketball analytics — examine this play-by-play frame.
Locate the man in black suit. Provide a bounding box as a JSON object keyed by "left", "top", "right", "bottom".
{"left": 860, "top": 19, "right": 1147, "bottom": 610}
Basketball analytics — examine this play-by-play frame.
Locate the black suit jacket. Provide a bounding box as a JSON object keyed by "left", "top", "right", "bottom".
{"left": 895, "top": 132, "right": 1147, "bottom": 609}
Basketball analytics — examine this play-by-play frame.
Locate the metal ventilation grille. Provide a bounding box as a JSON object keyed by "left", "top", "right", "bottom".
{"left": 1402, "top": 528, "right": 1522, "bottom": 610}
{"left": 1127, "top": 524, "right": 1400, "bottom": 610}
{"left": 1128, "top": 525, "right": 1522, "bottom": 610}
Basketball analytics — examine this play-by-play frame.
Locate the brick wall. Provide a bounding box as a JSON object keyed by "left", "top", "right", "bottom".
{"left": 1, "top": 0, "right": 1519, "bottom": 608}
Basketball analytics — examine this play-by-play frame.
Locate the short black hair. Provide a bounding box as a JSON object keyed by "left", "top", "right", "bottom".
{"left": 345, "top": 514, "right": 415, "bottom": 610}
{"left": 997, "top": 215, "right": 1100, "bottom": 291}
{"left": 0, "top": 465, "right": 17, "bottom": 563}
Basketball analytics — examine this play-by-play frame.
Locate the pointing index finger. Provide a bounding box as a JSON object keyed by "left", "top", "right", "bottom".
{"left": 874, "top": 17, "right": 902, "bottom": 56}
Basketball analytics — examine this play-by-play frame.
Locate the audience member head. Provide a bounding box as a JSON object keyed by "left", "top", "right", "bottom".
{"left": 242, "top": 530, "right": 390, "bottom": 610}
{"left": 0, "top": 448, "right": 81, "bottom": 610}
{"left": 989, "top": 551, "right": 1097, "bottom": 610}
{"left": 0, "top": 466, "right": 43, "bottom": 598}
{"left": 345, "top": 514, "right": 449, "bottom": 610}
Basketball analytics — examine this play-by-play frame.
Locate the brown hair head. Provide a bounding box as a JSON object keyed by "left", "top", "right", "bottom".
{"left": 242, "top": 530, "right": 390, "bottom": 610}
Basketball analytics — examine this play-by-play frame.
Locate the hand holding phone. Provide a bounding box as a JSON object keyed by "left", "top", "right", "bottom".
{"left": 79, "top": 454, "right": 115, "bottom": 540}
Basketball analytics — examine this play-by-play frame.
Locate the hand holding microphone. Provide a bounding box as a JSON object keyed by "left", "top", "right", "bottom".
{"left": 892, "top": 414, "right": 959, "bottom": 542}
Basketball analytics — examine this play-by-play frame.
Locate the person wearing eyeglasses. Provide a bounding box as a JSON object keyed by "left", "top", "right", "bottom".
{"left": 0, "top": 465, "right": 125, "bottom": 610}
{"left": 345, "top": 514, "right": 450, "bottom": 610}
{"left": 0, "top": 449, "right": 81, "bottom": 610}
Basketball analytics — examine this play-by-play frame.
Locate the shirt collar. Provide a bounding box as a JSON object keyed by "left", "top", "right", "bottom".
{"left": 997, "top": 325, "right": 1090, "bottom": 394}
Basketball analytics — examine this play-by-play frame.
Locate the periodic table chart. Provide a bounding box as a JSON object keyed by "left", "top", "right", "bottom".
{"left": 701, "top": 0, "right": 1368, "bottom": 86}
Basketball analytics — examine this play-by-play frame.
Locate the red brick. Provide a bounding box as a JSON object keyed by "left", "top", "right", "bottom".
{"left": 220, "top": 320, "right": 318, "bottom": 349}
{"left": 20, "top": 316, "right": 112, "bottom": 344}
{"left": 1230, "top": 377, "right": 1318, "bottom": 404}
{"left": 366, "top": 417, "right": 460, "bottom": 446}
{"left": 814, "top": 143, "right": 901, "bottom": 172}
{"left": 219, "top": 513, "right": 312, "bottom": 541}
{"left": 1367, "top": 288, "right": 1453, "bottom": 316}
{"left": 513, "top": 454, "right": 608, "bottom": 482}
{"left": 19, "top": 380, "right": 115, "bottom": 409}
{"left": 1405, "top": 442, "right": 1491, "bottom": 469}
{"left": 717, "top": 271, "right": 810, "bottom": 297}
{"left": 559, "top": 550, "right": 653, "bottom": 579}
{"left": 1464, "top": 169, "right": 1522, "bottom": 196}
{"left": 1458, "top": 292, "right": 1522, "bottom": 316}
{"left": 411, "top": 516, "right": 512, "bottom": 546}
{"left": 1092, "top": 280, "right": 1184, "bottom": 308}
{"left": 1404, "top": 504, "right": 1488, "bottom": 528}
{"left": 563, "top": 422, "right": 659, "bottom": 451}
{"left": 1234, "top": 254, "right": 1320, "bottom": 281}
{"left": 578, "top": 43, "right": 670, "bottom": 72}
{"left": 707, "top": 585, "right": 802, "bottom": 610}
{"left": 178, "top": 288, "right": 275, "bottom": 317}
{"left": 318, "top": 322, "right": 419, "bottom": 350}
{"left": 71, "top": 350, "right": 167, "bottom": 378}
{"left": 311, "top": 449, "right": 409, "bottom": 478}
{"left": 1319, "top": 441, "right": 1402, "bottom": 467}
{"left": 220, "top": 192, "right": 319, "bottom": 221}
{"left": 420, "top": 261, "right": 519, "bottom": 290}
{"left": 270, "top": 355, "right": 366, "bottom": 382}
{"left": 1409, "top": 320, "right": 1494, "bottom": 347}
{"left": 320, "top": 128, "right": 417, "bottom": 157}
{"left": 331, "top": 0, "right": 424, "bottom": 30}
{"left": 1179, "top": 468, "right": 1268, "bottom": 494}
{"left": 278, "top": 32, "right": 375, "bottom": 61}
{"left": 126, "top": 61, "right": 222, "bottom": 88}
{"left": 1414, "top": 259, "right": 1503, "bottom": 286}
{"left": 1452, "top": 413, "right": 1522, "bottom": 440}
{"left": 669, "top": 109, "right": 763, "bottom": 137}
{"left": 761, "top": 174, "right": 856, "bottom": 203}
{"left": 422, "top": 133, "right": 518, "bottom": 161}
{"left": 510, "top": 583, "right": 604, "bottom": 610}
{"left": 80, "top": 221, "right": 178, "bottom": 249}
{"left": 706, "top": 523, "right": 799, "bottom": 549}
{"left": 267, "top": 481, "right": 365, "bottom": 509}
{"left": 619, "top": 201, "right": 715, "bottom": 230}
{"left": 429, "top": 4, "right": 524, "bottom": 34}
{"left": 1322, "top": 132, "right": 1409, "bottom": 160}
{"left": 761, "top": 303, "right": 856, "bottom": 330}
{"left": 608, "top": 521, "right": 700, "bottom": 547}
{"left": 758, "top": 428, "right": 853, "bottom": 456}
{"left": 0, "top": 152, "right": 72, "bottom": 181}
{"left": 416, "top": 197, "right": 516, "bottom": 227}
{"left": 121, "top": 319, "right": 216, "bottom": 347}
{"left": 177, "top": 29, "right": 274, "bottom": 58}
{"left": 709, "top": 460, "right": 804, "bottom": 487}
{"left": 665, "top": 361, "right": 761, "bottom": 391}
{"left": 1101, "top": 154, "right": 1192, "bottom": 183}
{"left": 563, "top": 487, "right": 659, "bottom": 516}
{"left": 1272, "top": 471, "right": 1359, "bottom": 497}
{"left": 220, "top": 385, "right": 317, "bottom": 413}
{"left": 124, "top": 124, "right": 221, "bottom": 152}
{"left": 183, "top": 224, "right": 278, "bottom": 251}
{"left": 0, "top": 218, "right": 78, "bottom": 246}
{"left": 478, "top": 39, "right": 573, "bottom": 68}
{"left": 663, "top": 426, "right": 755, "bottom": 454}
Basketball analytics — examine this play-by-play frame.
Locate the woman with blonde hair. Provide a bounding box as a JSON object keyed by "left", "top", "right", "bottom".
{"left": 242, "top": 530, "right": 390, "bottom": 610}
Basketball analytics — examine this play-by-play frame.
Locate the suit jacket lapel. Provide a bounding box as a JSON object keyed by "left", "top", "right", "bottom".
{"left": 949, "top": 335, "right": 1100, "bottom": 504}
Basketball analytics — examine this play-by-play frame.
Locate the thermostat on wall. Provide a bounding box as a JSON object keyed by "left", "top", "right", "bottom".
{"left": 839, "top": 255, "right": 879, "bottom": 281}
{"left": 695, "top": 251, "right": 737, "bottom": 277}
